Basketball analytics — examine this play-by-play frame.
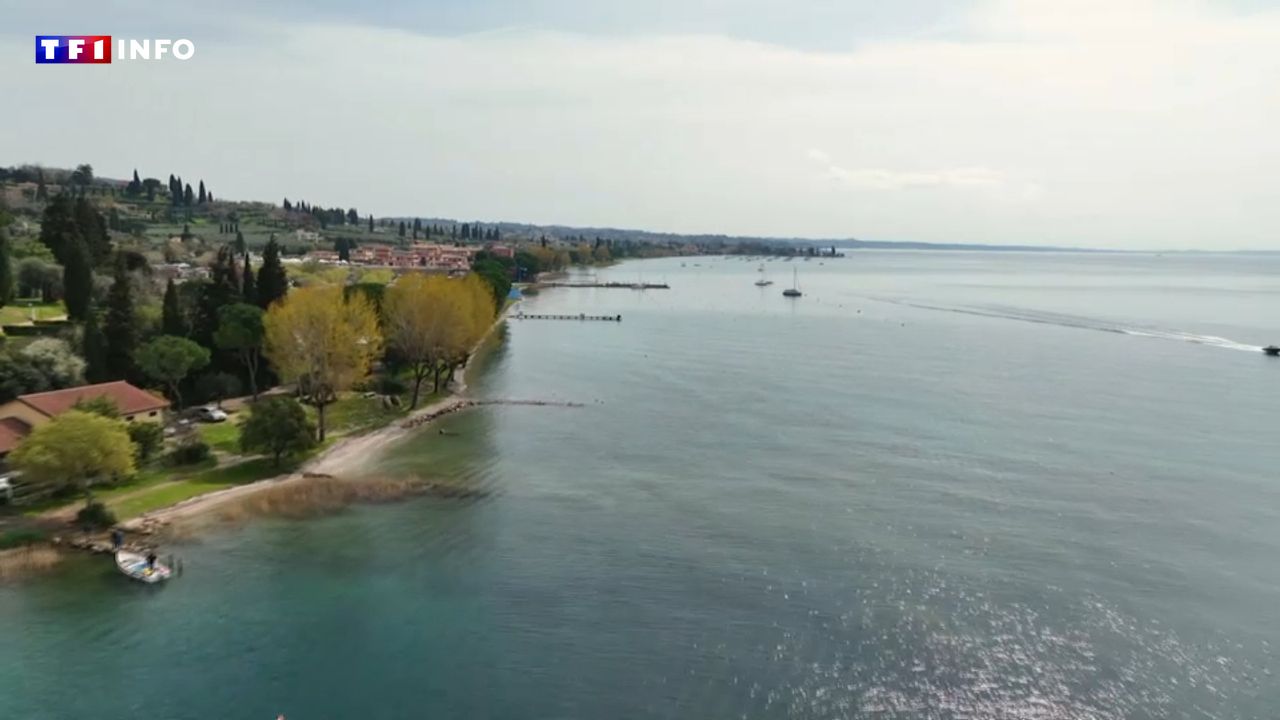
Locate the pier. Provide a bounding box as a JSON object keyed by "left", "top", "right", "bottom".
{"left": 513, "top": 312, "right": 622, "bottom": 322}
{"left": 542, "top": 282, "right": 669, "bottom": 290}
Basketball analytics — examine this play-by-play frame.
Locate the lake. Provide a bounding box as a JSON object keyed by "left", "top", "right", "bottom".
{"left": 2, "top": 251, "right": 1277, "bottom": 719}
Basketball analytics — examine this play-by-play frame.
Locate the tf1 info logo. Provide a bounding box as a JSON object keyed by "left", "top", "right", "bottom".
{"left": 35, "top": 36, "right": 195, "bottom": 64}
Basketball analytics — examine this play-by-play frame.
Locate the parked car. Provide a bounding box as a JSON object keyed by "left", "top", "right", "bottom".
{"left": 193, "top": 406, "right": 228, "bottom": 423}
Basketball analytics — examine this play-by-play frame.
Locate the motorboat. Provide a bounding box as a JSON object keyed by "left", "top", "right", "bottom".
{"left": 116, "top": 550, "right": 173, "bottom": 584}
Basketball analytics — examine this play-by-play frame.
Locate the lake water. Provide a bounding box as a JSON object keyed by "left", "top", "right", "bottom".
{"left": 2, "top": 251, "right": 1278, "bottom": 719}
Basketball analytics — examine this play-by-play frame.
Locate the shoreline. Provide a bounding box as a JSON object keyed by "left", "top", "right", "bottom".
{"left": 118, "top": 302, "right": 511, "bottom": 534}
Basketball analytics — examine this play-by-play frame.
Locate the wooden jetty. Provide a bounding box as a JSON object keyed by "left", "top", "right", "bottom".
{"left": 542, "top": 282, "right": 669, "bottom": 290}
{"left": 513, "top": 312, "right": 622, "bottom": 322}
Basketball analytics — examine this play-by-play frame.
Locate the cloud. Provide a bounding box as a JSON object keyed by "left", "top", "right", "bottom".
{"left": 1, "top": 0, "right": 1278, "bottom": 248}
{"left": 807, "top": 149, "right": 1009, "bottom": 191}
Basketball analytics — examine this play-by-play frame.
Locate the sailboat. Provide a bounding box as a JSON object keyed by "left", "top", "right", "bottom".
{"left": 782, "top": 268, "right": 802, "bottom": 297}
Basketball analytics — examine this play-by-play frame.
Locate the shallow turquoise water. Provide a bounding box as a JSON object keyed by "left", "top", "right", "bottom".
{"left": 2, "top": 252, "right": 1278, "bottom": 719}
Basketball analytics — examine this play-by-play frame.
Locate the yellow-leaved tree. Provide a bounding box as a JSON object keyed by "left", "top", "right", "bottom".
{"left": 383, "top": 272, "right": 495, "bottom": 409}
{"left": 263, "top": 285, "right": 382, "bottom": 441}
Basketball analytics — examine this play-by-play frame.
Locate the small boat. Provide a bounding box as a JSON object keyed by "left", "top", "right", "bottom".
{"left": 754, "top": 278, "right": 773, "bottom": 287}
{"left": 115, "top": 551, "right": 172, "bottom": 584}
{"left": 782, "top": 268, "right": 802, "bottom": 297}
{"left": 1264, "top": 345, "right": 1280, "bottom": 357}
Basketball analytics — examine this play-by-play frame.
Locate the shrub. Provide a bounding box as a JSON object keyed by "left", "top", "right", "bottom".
{"left": 169, "top": 438, "right": 212, "bottom": 466}
{"left": 76, "top": 501, "right": 117, "bottom": 529}
{"left": 240, "top": 396, "right": 316, "bottom": 467}
{"left": 127, "top": 422, "right": 165, "bottom": 461}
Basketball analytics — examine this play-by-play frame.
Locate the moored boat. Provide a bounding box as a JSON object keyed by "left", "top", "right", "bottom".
{"left": 115, "top": 550, "right": 172, "bottom": 584}
{"left": 782, "top": 268, "right": 802, "bottom": 297}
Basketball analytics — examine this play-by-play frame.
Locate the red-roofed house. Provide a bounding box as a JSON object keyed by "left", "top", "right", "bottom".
{"left": 0, "top": 381, "right": 171, "bottom": 457}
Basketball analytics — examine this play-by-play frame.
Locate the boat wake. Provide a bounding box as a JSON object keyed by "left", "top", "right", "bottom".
{"left": 868, "top": 297, "right": 1263, "bottom": 353}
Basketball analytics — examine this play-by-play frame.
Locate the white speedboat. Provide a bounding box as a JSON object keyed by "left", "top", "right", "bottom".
{"left": 115, "top": 551, "right": 173, "bottom": 584}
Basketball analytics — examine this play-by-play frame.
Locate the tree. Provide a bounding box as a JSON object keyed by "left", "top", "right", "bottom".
{"left": 82, "top": 311, "right": 109, "bottom": 383}
{"left": 17, "top": 258, "right": 56, "bottom": 301}
{"left": 335, "top": 237, "right": 351, "bottom": 262}
{"left": 126, "top": 169, "right": 143, "bottom": 196}
{"left": 0, "top": 354, "right": 50, "bottom": 403}
{"left": 471, "top": 255, "right": 513, "bottom": 310}
{"left": 368, "top": 215, "right": 374, "bottom": 233}
{"left": 62, "top": 240, "right": 93, "bottom": 321}
{"left": 127, "top": 422, "right": 164, "bottom": 461}
{"left": 257, "top": 238, "right": 288, "bottom": 308}
{"left": 195, "top": 372, "right": 241, "bottom": 408}
{"left": 239, "top": 396, "right": 316, "bottom": 466}
{"left": 241, "top": 254, "right": 257, "bottom": 306}
{"left": 69, "top": 164, "right": 94, "bottom": 192}
{"left": 197, "top": 180, "right": 207, "bottom": 204}
{"left": 136, "top": 335, "right": 210, "bottom": 408}
{"left": 383, "top": 273, "right": 493, "bottom": 407}
{"left": 103, "top": 258, "right": 138, "bottom": 381}
{"left": 161, "top": 279, "right": 186, "bottom": 336}
{"left": 398, "top": 221, "right": 406, "bottom": 238}
{"left": 20, "top": 338, "right": 85, "bottom": 389}
{"left": 234, "top": 229, "right": 246, "bottom": 254}
{"left": 73, "top": 395, "right": 120, "bottom": 418}
{"left": 38, "top": 194, "right": 82, "bottom": 265}
{"left": 10, "top": 410, "right": 135, "bottom": 500}
{"left": 264, "top": 285, "right": 382, "bottom": 441}
{"left": 183, "top": 183, "right": 194, "bottom": 206}
{"left": 0, "top": 225, "right": 12, "bottom": 307}
{"left": 215, "top": 303, "right": 265, "bottom": 398}
{"left": 73, "top": 197, "right": 112, "bottom": 264}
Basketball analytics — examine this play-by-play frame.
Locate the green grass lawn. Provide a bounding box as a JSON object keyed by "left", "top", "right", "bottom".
{"left": 316, "top": 393, "right": 412, "bottom": 438}
{"left": 107, "top": 453, "right": 320, "bottom": 519}
{"left": 198, "top": 419, "right": 242, "bottom": 454}
{"left": 109, "top": 478, "right": 233, "bottom": 519}
{"left": 0, "top": 300, "right": 65, "bottom": 326}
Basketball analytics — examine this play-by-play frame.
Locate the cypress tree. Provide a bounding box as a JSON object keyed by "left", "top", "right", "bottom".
{"left": 241, "top": 254, "right": 257, "bottom": 306}
{"left": 234, "top": 229, "right": 246, "bottom": 254}
{"left": 162, "top": 278, "right": 186, "bottom": 336}
{"left": 73, "top": 197, "right": 112, "bottom": 266}
{"left": 198, "top": 180, "right": 207, "bottom": 204}
{"left": 82, "top": 310, "right": 110, "bottom": 384}
{"left": 368, "top": 215, "right": 374, "bottom": 233}
{"left": 184, "top": 183, "right": 194, "bottom": 206}
{"left": 0, "top": 226, "right": 12, "bottom": 307}
{"left": 256, "top": 238, "right": 288, "bottom": 309}
{"left": 62, "top": 241, "right": 93, "bottom": 321}
{"left": 398, "top": 221, "right": 406, "bottom": 237}
{"left": 103, "top": 257, "right": 138, "bottom": 381}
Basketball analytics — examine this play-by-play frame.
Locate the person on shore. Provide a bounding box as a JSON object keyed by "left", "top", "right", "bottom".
{"left": 111, "top": 529, "right": 124, "bottom": 551}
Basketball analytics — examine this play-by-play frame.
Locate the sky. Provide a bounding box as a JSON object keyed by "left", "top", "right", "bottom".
{"left": 1, "top": 0, "right": 1278, "bottom": 249}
